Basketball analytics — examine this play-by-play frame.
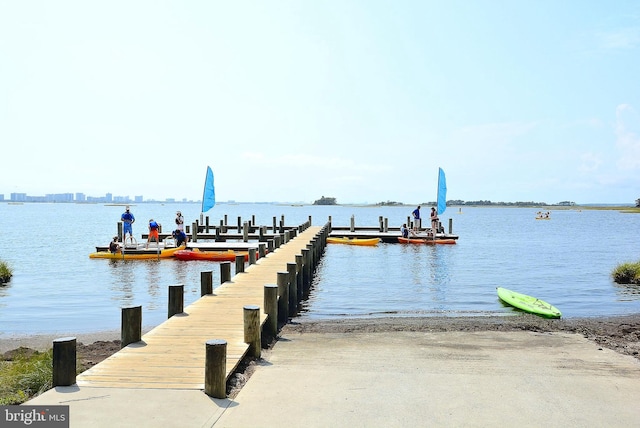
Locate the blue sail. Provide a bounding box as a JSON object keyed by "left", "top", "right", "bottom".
{"left": 201, "top": 166, "right": 215, "bottom": 213}
{"left": 437, "top": 167, "right": 447, "bottom": 215}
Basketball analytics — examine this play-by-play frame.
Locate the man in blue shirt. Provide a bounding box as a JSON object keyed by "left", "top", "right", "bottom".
{"left": 172, "top": 229, "right": 188, "bottom": 247}
{"left": 121, "top": 206, "right": 135, "bottom": 242}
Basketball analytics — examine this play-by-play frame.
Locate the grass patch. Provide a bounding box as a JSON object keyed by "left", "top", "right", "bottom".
{"left": 0, "top": 349, "right": 53, "bottom": 405}
{"left": 612, "top": 262, "right": 640, "bottom": 285}
{"left": 0, "top": 260, "right": 12, "bottom": 284}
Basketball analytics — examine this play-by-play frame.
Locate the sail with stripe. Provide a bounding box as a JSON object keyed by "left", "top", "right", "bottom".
{"left": 201, "top": 166, "right": 215, "bottom": 213}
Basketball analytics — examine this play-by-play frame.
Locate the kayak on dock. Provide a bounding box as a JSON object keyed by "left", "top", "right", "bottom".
{"left": 397, "top": 237, "right": 457, "bottom": 245}
{"left": 327, "top": 237, "right": 381, "bottom": 246}
{"left": 496, "top": 287, "right": 562, "bottom": 318}
{"left": 89, "top": 245, "right": 185, "bottom": 260}
{"left": 174, "top": 248, "right": 254, "bottom": 261}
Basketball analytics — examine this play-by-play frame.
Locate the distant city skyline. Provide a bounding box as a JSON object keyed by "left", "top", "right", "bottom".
{"left": 1, "top": 191, "right": 196, "bottom": 204}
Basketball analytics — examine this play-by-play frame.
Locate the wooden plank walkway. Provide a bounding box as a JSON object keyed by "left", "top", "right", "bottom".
{"left": 76, "top": 225, "right": 323, "bottom": 389}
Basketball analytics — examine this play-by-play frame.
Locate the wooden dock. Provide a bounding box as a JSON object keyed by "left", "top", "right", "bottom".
{"left": 76, "top": 224, "right": 326, "bottom": 390}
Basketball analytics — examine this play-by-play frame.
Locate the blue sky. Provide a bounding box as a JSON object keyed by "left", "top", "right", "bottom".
{"left": 1, "top": 1, "right": 639, "bottom": 204}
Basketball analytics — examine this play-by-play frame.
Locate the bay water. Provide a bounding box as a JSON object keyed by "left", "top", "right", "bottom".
{"left": 1, "top": 202, "right": 639, "bottom": 338}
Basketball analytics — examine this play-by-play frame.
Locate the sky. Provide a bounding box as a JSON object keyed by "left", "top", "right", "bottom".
{"left": 1, "top": 1, "right": 639, "bottom": 205}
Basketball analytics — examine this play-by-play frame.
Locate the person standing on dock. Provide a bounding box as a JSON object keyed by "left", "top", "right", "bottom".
{"left": 412, "top": 205, "right": 421, "bottom": 232}
{"left": 175, "top": 211, "right": 184, "bottom": 232}
{"left": 121, "top": 206, "right": 135, "bottom": 243}
{"left": 146, "top": 218, "right": 161, "bottom": 248}
{"left": 430, "top": 206, "right": 439, "bottom": 238}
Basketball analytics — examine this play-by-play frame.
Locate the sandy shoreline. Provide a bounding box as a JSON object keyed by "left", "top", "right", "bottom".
{"left": 2, "top": 313, "right": 639, "bottom": 360}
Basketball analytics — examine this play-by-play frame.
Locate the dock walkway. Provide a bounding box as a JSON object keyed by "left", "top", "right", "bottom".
{"left": 76, "top": 225, "right": 325, "bottom": 390}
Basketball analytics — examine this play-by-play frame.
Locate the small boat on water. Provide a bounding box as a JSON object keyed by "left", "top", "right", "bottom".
{"left": 89, "top": 245, "right": 185, "bottom": 260}
{"left": 398, "top": 237, "right": 457, "bottom": 245}
{"left": 535, "top": 211, "right": 551, "bottom": 220}
{"left": 174, "top": 249, "right": 255, "bottom": 261}
{"left": 496, "top": 287, "right": 561, "bottom": 319}
{"left": 327, "top": 237, "right": 381, "bottom": 246}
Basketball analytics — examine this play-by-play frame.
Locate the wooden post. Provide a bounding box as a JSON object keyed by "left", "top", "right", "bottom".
{"left": 220, "top": 261, "right": 231, "bottom": 284}
{"left": 301, "top": 248, "right": 311, "bottom": 292}
{"left": 264, "top": 284, "right": 278, "bottom": 339}
{"left": 258, "top": 243, "right": 266, "bottom": 258}
{"left": 449, "top": 218, "right": 453, "bottom": 234}
{"left": 215, "top": 226, "right": 221, "bottom": 242}
{"left": 117, "top": 222, "right": 123, "bottom": 242}
{"left": 272, "top": 216, "right": 277, "bottom": 233}
{"left": 237, "top": 216, "right": 242, "bottom": 234}
{"left": 243, "top": 222, "right": 249, "bottom": 242}
{"left": 121, "top": 306, "right": 142, "bottom": 348}
{"left": 277, "top": 271, "right": 289, "bottom": 323}
{"left": 259, "top": 226, "right": 265, "bottom": 242}
{"left": 205, "top": 216, "right": 210, "bottom": 233}
{"left": 235, "top": 254, "right": 245, "bottom": 274}
{"left": 168, "top": 284, "right": 184, "bottom": 318}
{"left": 267, "top": 239, "right": 274, "bottom": 253}
{"left": 350, "top": 215, "right": 355, "bottom": 232}
{"left": 243, "top": 305, "right": 261, "bottom": 358}
{"left": 249, "top": 248, "right": 257, "bottom": 265}
{"left": 284, "top": 230, "right": 290, "bottom": 244}
{"left": 274, "top": 235, "right": 281, "bottom": 249}
{"left": 296, "top": 254, "right": 304, "bottom": 300}
{"left": 204, "top": 339, "right": 227, "bottom": 398}
{"left": 384, "top": 217, "right": 388, "bottom": 232}
{"left": 280, "top": 215, "right": 285, "bottom": 233}
{"left": 53, "top": 337, "right": 76, "bottom": 387}
{"left": 379, "top": 216, "right": 384, "bottom": 232}
{"left": 192, "top": 222, "right": 198, "bottom": 242}
{"left": 201, "top": 271, "right": 213, "bottom": 296}
{"left": 287, "top": 262, "right": 297, "bottom": 314}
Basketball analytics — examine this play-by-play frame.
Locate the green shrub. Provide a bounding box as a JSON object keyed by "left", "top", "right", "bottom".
{"left": 0, "top": 260, "right": 12, "bottom": 284}
{"left": 0, "top": 349, "right": 53, "bottom": 405}
{"left": 612, "top": 262, "right": 640, "bottom": 284}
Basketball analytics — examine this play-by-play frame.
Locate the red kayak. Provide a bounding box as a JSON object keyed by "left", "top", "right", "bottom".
{"left": 174, "top": 249, "right": 254, "bottom": 261}
{"left": 398, "top": 237, "right": 457, "bottom": 245}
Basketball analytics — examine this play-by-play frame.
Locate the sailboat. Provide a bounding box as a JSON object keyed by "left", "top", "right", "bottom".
{"left": 398, "top": 167, "right": 457, "bottom": 244}
{"left": 202, "top": 166, "right": 216, "bottom": 214}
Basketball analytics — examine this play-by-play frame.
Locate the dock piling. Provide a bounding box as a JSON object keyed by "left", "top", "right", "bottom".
{"left": 220, "top": 262, "right": 231, "bottom": 284}
{"left": 53, "top": 337, "right": 76, "bottom": 387}
{"left": 121, "top": 306, "right": 142, "bottom": 348}
{"left": 264, "top": 284, "right": 278, "bottom": 340}
{"left": 243, "top": 305, "right": 261, "bottom": 358}
{"left": 168, "top": 285, "right": 184, "bottom": 318}
{"left": 201, "top": 271, "right": 213, "bottom": 296}
{"left": 204, "top": 339, "right": 227, "bottom": 398}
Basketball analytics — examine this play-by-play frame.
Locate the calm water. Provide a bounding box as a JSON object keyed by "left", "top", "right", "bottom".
{"left": 0, "top": 203, "right": 639, "bottom": 337}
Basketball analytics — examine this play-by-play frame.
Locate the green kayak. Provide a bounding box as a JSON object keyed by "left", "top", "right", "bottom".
{"left": 496, "top": 287, "right": 562, "bottom": 319}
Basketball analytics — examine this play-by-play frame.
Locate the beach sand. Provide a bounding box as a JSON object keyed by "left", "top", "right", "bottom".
{"left": 2, "top": 314, "right": 638, "bottom": 372}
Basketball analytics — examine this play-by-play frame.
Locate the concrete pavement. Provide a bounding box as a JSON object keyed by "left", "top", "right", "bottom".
{"left": 28, "top": 330, "right": 640, "bottom": 427}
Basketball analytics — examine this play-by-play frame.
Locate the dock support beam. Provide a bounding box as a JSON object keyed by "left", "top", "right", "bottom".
{"left": 277, "top": 271, "right": 289, "bottom": 323}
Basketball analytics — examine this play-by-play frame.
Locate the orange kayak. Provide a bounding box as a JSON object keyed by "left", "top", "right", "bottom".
{"left": 397, "top": 237, "right": 457, "bottom": 245}
{"left": 174, "top": 249, "right": 254, "bottom": 261}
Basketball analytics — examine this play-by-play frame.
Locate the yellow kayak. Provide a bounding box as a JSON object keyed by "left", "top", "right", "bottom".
{"left": 89, "top": 245, "right": 185, "bottom": 260}
{"left": 326, "top": 237, "right": 380, "bottom": 246}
